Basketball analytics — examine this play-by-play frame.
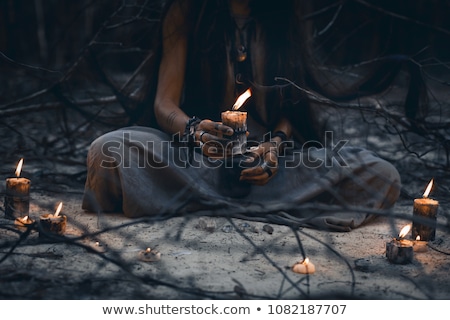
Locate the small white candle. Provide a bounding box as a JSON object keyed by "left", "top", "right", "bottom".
{"left": 14, "top": 215, "right": 35, "bottom": 231}
{"left": 292, "top": 257, "right": 316, "bottom": 274}
{"left": 138, "top": 247, "right": 161, "bottom": 262}
{"left": 413, "top": 235, "right": 428, "bottom": 253}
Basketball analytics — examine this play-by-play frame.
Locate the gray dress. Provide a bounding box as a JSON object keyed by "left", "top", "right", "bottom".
{"left": 81, "top": 126, "right": 401, "bottom": 231}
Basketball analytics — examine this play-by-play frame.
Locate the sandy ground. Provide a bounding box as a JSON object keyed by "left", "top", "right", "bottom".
{"left": 1, "top": 187, "right": 449, "bottom": 300}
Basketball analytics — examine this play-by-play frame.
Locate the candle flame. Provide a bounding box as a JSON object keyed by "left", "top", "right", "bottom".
{"left": 398, "top": 224, "right": 411, "bottom": 239}
{"left": 423, "top": 179, "right": 433, "bottom": 198}
{"left": 15, "top": 158, "right": 24, "bottom": 177}
{"left": 146, "top": 248, "right": 151, "bottom": 253}
{"left": 416, "top": 235, "right": 421, "bottom": 241}
{"left": 302, "top": 257, "right": 310, "bottom": 265}
{"left": 54, "top": 202, "right": 63, "bottom": 217}
{"left": 232, "top": 88, "right": 252, "bottom": 110}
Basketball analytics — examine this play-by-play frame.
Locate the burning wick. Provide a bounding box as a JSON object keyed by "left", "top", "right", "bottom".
{"left": 15, "top": 158, "right": 24, "bottom": 178}
{"left": 14, "top": 215, "right": 35, "bottom": 230}
{"left": 138, "top": 247, "right": 161, "bottom": 262}
{"left": 397, "top": 224, "right": 414, "bottom": 247}
{"left": 54, "top": 202, "right": 63, "bottom": 217}
{"left": 232, "top": 88, "right": 252, "bottom": 110}
{"left": 413, "top": 235, "right": 428, "bottom": 253}
{"left": 386, "top": 224, "right": 414, "bottom": 264}
{"left": 398, "top": 224, "right": 411, "bottom": 240}
{"left": 221, "top": 89, "right": 252, "bottom": 155}
{"left": 292, "top": 257, "right": 316, "bottom": 274}
{"left": 423, "top": 179, "right": 433, "bottom": 198}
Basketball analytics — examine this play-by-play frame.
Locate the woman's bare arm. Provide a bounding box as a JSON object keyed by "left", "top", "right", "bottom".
{"left": 154, "top": 1, "right": 190, "bottom": 136}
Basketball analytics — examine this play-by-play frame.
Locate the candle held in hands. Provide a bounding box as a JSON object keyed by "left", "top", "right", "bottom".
{"left": 4, "top": 158, "right": 31, "bottom": 219}
{"left": 221, "top": 88, "right": 251, "bottom": 155}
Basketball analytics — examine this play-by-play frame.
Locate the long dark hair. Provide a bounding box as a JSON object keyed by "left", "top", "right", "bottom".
{"left": 136, "top": 0, "right": 426, "bottom": 143}
{"left": 159, "top": 0, "right": 320, "bottom": 141}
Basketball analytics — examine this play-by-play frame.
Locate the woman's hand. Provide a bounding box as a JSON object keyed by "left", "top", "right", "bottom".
{"left": 194, "top": 119, "right": 234, "bottom": 158}
{"left": 240, "top": 141, "right": 279, "bottom": 185}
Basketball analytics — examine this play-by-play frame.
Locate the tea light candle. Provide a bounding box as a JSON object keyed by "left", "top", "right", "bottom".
{"left": 413, "top": 235, "right": 428, "bottom": 253}
{"left": 292, "top": 257, "right": 316, "bottom": 274}
{"left": 221, "top": 88, "right": 251, "bottom": 155}
{"left": 93, "top": 240, "right": 107, "bottom": 253}
{"left": 14, "top": 215, "right": 35, "bottom": 231}
{"left": 4, "top": 158, "right": 30, "bottom": 219}
{"left": 138, "top": 247, "right": 161, "bottom": 262}
{"left": 386, "top": 224, "right": 413, "bottom": 264}
{"left": 39, "top": 202, "right": 67, "bottom": 238}
{"left": 412, "top": 179, "right": 439, "bottom": 241}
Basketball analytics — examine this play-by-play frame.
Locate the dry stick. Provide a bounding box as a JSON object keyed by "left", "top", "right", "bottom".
{"left": 353, "top": 0, "right": 450, "bottom": 37}
{"left": 226, "top": 217, "right": 310, "bottom": 299}
{"left": 427, "top": 244, "right": 450, "bottom": 255}
{"left": 0, "top": 96, "right": 118, "bottom": 118}
{"left": 1, "top": 207, "right": 235, "bottom": 299}
{"left": 399, "top": 274, "right": 434, "bottom": 299}
{"left": 276, "top": 76, "right": 450, "bottom": 169}
{"left": 0, "top": 1, "right": 127, "bottom": 113}
{"left": 0, "top": 226, "right": 33, "bottom": 265}
{"left": 298, "top": 228, "right": 356, "bottom": 297}
{"left": 119, "top": 51, "right": 154, "bottom": 92}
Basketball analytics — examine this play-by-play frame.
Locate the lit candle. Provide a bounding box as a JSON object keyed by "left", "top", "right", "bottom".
{"left": 221, "top": 88, "right": 251, "bottom": 155}
{"left": 385, "top": 224, "right": 413, "bottom": 264}
{"left": 4, "top": 158, "right": 31, "bottom": 219}
{"left": 413, "top": 235, "right": 428, "bottom": 253}
{"left": 292, "top": 257, "right": 316, "bottom": 274}
{"left": 14, "top": 215, "right": 35, "bottom": 231}
{"left": 138, "top": 247, "right": 161, "bottom": 262}
{"left": 412, "top": 179, "right": 439, "bottom": 241}
{"left": 39, "top": 202, "right": 67, "bottom": 238}
{"left": 93, "top": 240, "right": 107, "bottom": 253}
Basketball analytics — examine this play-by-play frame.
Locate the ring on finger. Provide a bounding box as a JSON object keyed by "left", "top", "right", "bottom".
{"left": 199, "top": 130, "right": 207, "bottom": 143}
{"left": 260, "top": 162, "right": 273, "bottom": 178}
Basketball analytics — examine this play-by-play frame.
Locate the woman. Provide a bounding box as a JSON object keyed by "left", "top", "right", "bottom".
{"left": 82, "top": 0, "right": 401, "bottom": 231}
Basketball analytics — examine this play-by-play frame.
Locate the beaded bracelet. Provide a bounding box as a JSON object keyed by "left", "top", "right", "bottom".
{"left": 183, "top": 116, "right": 201, "bottom": 143}
{"left": 266, "top": 130, "right": 290, "bottom": 155}
{"left": 272, "top": 130, "right": 288, "bottom": 142}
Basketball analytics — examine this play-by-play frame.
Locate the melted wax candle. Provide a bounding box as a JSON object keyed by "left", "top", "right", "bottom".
{"left": 4, "top": 159, "right": 30, "bottom": 219}
{"left": 412, "top": 179, "right": 439, "bottom": 241}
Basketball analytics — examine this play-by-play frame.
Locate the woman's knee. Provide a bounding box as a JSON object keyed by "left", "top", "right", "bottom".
{"left": 368, "top": 157, "right": 402, "bottom": 208}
